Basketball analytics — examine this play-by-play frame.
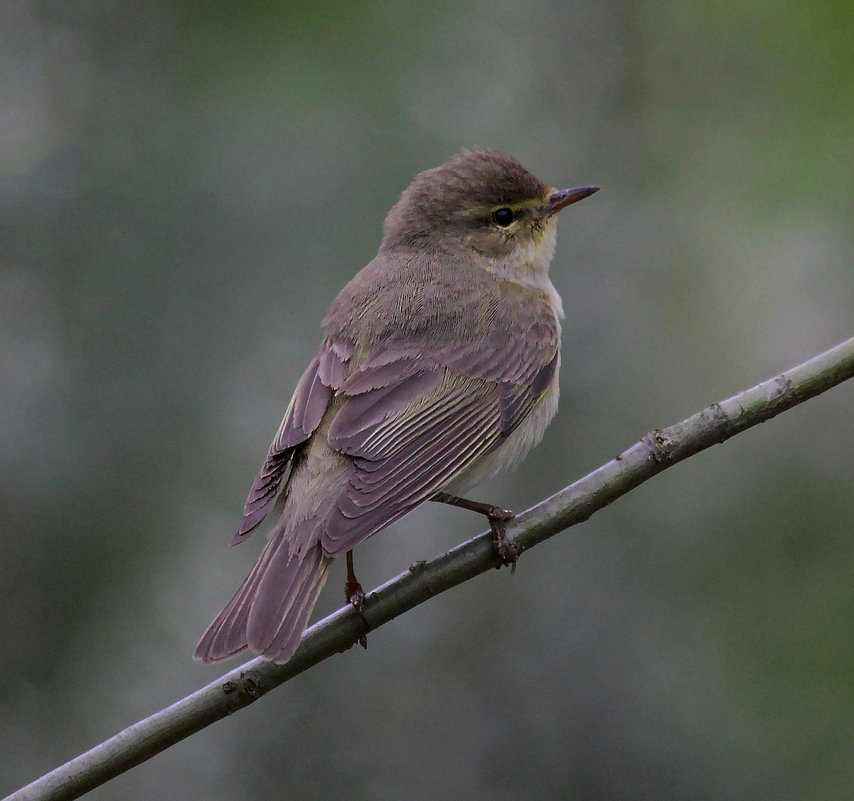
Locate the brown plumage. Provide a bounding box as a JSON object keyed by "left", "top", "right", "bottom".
{"left": 195, "top": 150, "right": 597, "bottom": 664}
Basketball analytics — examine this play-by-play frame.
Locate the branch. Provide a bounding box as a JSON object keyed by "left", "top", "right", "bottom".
{"left": 7, "top": 336, "right": 854, "bottom": 801}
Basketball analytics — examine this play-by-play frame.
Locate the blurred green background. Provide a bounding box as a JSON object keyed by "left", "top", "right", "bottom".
{"left": 2, "top": 2, "right": 853, "bottom": 799}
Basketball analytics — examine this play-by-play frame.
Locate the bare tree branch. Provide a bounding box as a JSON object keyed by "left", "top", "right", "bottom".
{"left": 7, "top": 335, "right": 854, "bottom": 801}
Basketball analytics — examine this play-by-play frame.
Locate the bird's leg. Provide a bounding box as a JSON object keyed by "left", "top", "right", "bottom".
{"left": 345, "top": 550, "right": 368, "bottom": 649}
{"left": 431, "top": 492, "right": 518, "bottom": 570}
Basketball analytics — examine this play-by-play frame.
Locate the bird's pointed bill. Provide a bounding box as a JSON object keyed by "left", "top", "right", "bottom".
{"left": 546, "top": 186, "right": 600, "bottom": 214}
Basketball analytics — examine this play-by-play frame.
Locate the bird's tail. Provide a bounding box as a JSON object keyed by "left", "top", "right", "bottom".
{"left": 195, "top": 531, "right": 331, "bottom": 665}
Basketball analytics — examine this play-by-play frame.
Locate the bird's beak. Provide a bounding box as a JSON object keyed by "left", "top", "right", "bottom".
{"left": 546, "top": 186, "right": 599, "bottom": 214}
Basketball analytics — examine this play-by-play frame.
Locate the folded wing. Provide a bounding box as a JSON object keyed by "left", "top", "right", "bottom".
{"left": 319, "top": 339, "right": 558, "bottom": 555}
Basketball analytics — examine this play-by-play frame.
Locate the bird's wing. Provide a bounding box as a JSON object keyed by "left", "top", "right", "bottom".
{"left": 319, "top": 337, "right": 559, "bottom": 556}
{"left": 231, "top": 338, "right": 353, "bottom": 544}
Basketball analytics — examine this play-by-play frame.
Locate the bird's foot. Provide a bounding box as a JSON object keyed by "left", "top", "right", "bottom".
{"left": 345, "top": 550, "right": 368, "bottom": 649}
{"left": 431, "top": 492, "right": 518, "bottom": 572}
{"left": 345, "top": 577, "right": 366, "bottom": 616}
{"left": 486, "top": 507, "right": 518, "bottom": 572}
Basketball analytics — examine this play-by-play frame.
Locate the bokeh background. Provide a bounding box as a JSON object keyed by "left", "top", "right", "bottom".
{"left": 2, "top": 2, "right": 853, "bottom": 799}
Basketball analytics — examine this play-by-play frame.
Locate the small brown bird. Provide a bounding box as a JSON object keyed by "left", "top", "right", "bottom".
{"left": 195, "top": 150, "right": 597, "bottom": 664}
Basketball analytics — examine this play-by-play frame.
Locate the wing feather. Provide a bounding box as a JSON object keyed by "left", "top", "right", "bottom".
{"left": 231, "top": 340, "right": 348, "bottom": 544}
{"left": 327, "top": 369, "right": 443, "bottom": 451}
{"left": 319, "top": 366, "right": 543, "bottom": 555}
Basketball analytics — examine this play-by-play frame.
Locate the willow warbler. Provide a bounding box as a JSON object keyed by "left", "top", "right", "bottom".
{"left": 196, "top": 149, "right": 597, "bottom": 664}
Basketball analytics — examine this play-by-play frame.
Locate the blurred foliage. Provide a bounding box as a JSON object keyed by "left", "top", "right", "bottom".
{"left": 1, "top": 1, "right": 852, "bottom": 799}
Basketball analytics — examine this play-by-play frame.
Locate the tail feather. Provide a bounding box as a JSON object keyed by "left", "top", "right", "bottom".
{"left": 247, "top": 538, "right": 330, "bottom": 662}
{"left": 195, "top": 530, "right": 330, "bottom": 664}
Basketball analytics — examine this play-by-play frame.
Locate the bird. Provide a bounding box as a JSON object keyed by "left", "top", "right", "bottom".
{"left": 195, "top": 149, "right": 598, "bottom": 664}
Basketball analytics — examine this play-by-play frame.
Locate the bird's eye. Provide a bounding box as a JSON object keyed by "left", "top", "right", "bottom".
{"left": 491, "top": 207, "right": 515, "bottom": 227}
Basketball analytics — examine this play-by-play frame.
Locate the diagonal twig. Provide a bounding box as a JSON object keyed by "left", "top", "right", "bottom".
{"left": 6, "top": 335, "right": 854, "bottom": 801}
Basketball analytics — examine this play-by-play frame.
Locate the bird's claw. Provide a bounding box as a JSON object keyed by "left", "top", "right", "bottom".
{"left": 488, "top": 508, "right": 518, "bottom": 572}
